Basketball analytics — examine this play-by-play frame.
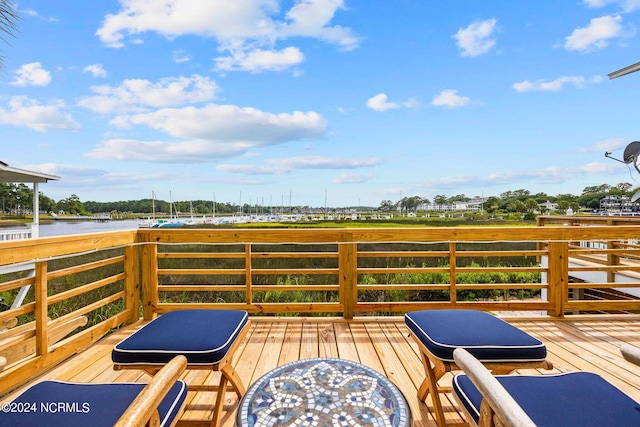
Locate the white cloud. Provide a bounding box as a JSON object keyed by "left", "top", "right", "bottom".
{"left": 577, "top": 162, "right": 622, "bottom": 174}
{"left": 579, "top": 138, "right": 627, "bottom": 153}
{"left": 453, "top": 18, "right": 497, "bottom": 57}
{"left": 25, "top": 163, "right": 180, "bottom": 193}
{"left": 114, "top": 104, "right": 326, "bottom": 141}
{"left": 583, "top": 0, "right": 640, "bottom": 12}
{"left": 87, "top": 138, "right": 252, "bottom": 162}
{"left": 366, "top": 93, "right": 417, "bottom": 112}
{"left": 96, "top": 0, "right": 277, "bottom": 47}
{"left": 417, "top": 162, "right": 622, "bottom": 191}
{"left": 11, "top": 62, "right": 52, "bottom": 87}
{"left": 366, "top": 94, "right": 399, "bottom": 112}
{"left": 78, "top": 74, "right": 218, "bottom": 114}
{"left": 512, "top": 75, "right": 603, "bottom": 92}
{"left": 431, "top": 90, "right": 470, "bottom": 108}
{"left": 280, "top": 0, "right": 360, "bottom": 50}
{"left": 172, "top": 50, "right": 191, "bottom": 63}
{"left": 88, "top": 105, "right": 328, "bottom": 162}
{"left": 22, "top": 8, "right": 39, "bottom": 17}
{"left": 218, "top": 156, "right": 381, "bottom": 175}
{"left": 20, "top": 8, "right": 58, "bottom": 22}
{"left": 564, "top": 15, "right": 629, "bottom": 52}
{"left": 380, "top": 188, "right": 404, "bottom": 197}
{"left": 95, "top": 0, "right": 359, "bottom": 72}
{"left": 83, "top": 64, "right": 108, "bottom": 78}
{"left": 0, "top": 97, "right": 80, "bottom": 132}
{"left": 215, "top": 47, "right": 304, "bottom": 72}
{"left": 28, "top": 163, "right": 108, "bottom": 177}
{"left": 485, "top": 164, "right": 622, "bottom": 184}
{"left": 332, "top": 172, "right": 374, "bottom": 184}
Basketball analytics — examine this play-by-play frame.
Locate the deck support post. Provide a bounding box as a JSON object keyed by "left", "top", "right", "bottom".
{"left": 124, "top": 245, "right": 140, "bottom": 324}
{"left": 340, "top": 240, "right": 357, "bottom": 320}
{"left": 141, "top": 239, "right": 159, "bottom": 321}
{"left": 449, "top": 242, "right": 457, "bottom": 304}
{"left": 547, "top": 241, "right": 568, "bottom": 317}
{"left": 34, "top": 260, "right": 48, "bottom": 356}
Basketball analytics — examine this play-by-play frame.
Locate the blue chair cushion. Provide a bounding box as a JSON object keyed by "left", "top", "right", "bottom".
{"left": 113, "top": 310, "right": 249, "bottom": 365}
{"left": 405, "top": 310, "right": 546, "bottom": 362}
{"left": 453, "top": 371, "right": 640, "bottom": 426}
{"left": 0, "top": 379, "right": 187, "bottom": 427}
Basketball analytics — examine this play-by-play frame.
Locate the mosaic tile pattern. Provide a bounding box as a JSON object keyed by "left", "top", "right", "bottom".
{"left": 237, "top": 358, "right": 411, "bottom": 427}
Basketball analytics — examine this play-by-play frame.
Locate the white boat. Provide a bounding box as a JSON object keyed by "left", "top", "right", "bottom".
{"left": 139, "top": 191, "right": 184, "bottom": 228}
{"left": 152, "top": 219, "right": 184, "bottom": 228}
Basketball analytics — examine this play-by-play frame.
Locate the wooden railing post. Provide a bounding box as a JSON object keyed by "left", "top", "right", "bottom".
{"left": 141, "top": 242, "right": 159, "bottom": 320}
{"left": 245, "top": 243, "right": 253, "bottom": 306}
{"left": 536, "top": 217, "right": 543, "bottom": 263}
{"left": 607, "top": 240, "right": 619, "bottom": 283}
{"left": 449, "top": 242, "right": 457, "bottom": 304}
{"left": 339, "top": 241, "right": 357, "bottom": 320}
{"left": 124, "top": 244, "right": 141, "bottom": 324}
{"left": 34, "top": 260, "right": 48, "bottom": 356}
{"left": 547, "top": 241, "right": 569, "bottom": 317}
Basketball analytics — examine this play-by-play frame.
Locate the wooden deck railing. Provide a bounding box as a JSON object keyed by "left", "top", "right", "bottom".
{"left": 1, "top": 222, "right": 640, "bottom": 395}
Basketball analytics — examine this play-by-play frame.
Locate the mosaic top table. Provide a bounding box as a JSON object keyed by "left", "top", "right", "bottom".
{"left": 237, "top": 358, "right": 411, "bottom": 427}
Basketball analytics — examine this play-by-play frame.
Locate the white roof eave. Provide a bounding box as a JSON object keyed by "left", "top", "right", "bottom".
{"left": 0, "top": 162, "right": 60, "bottom": 184}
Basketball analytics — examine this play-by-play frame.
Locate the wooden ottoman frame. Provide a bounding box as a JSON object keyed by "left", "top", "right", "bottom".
{"left": 113, "top": 311, "right": 251, "bottom": 427}
{"left": 412, "top": 334, "right": 552, "bottom": 427}
{"left": 405, "top": 310, "right": 553, "bottom": 427}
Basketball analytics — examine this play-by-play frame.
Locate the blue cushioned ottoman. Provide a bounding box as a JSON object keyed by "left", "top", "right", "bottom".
{"left": 113, "top": 310, "right": 249, "bottom": 366}
{"left": 0, "top": 379, "right": 187, "bottom": 427}
{"left": 453, "top": 372, "right": 640, "bottom": 426}
{"left": 405, "top": 309, "right": 546, "bottom": 363}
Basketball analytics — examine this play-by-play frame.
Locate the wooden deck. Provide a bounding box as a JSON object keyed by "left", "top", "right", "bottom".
{"left": 4, "top": 314, "right": 640, "bottom": 427}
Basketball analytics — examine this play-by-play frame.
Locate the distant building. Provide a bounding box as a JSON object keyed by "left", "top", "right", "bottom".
{"left": 421, "top": 197, "right": 486, "bottom": 212}
{"left": 600, "top": 195, "right": 639, "bottom": 213}
{"left": 539, "top": 200, "right": 557, "bottom": 212}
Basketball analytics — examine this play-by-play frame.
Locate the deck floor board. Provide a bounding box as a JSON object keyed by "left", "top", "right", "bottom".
{"left": 3, "top": 315, "right": 640, "bottom": 427}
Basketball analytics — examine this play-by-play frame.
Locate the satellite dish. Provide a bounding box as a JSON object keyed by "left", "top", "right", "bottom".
{"left": 605, "top": 141, "right": 640, "bottom": 202}
{"left": 605, "top": 141, "right": 640, "bottom": 174}
{"left": 623, "top": 141, "right": 640, "bottom": 173}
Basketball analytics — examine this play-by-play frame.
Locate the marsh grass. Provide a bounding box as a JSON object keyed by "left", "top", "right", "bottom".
{"left": 0, "top": 247, "right": 129, "bottom": 331}
{"left": 1, "top": 240, "right": 543, "bottom": 324}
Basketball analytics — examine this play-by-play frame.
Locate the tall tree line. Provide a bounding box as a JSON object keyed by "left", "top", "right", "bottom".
{"left": 0, "top": 183, "right": 57, "bottom": 215}
{"left": 382, "top": 183, "right": 638, "bottom": 214}
{"left": 2, "top": 182, "right": 638, "bottom": 217}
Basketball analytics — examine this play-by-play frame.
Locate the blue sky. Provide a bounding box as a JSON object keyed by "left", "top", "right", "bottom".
{"left": 2, "top": 0, "right": 640, "bottom": 207}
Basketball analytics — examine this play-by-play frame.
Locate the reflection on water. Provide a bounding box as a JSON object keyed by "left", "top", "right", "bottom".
{"left": 35, "top": 220, "right": 139, "bottom": 237}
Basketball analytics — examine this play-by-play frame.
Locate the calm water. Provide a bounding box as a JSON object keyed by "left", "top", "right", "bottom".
{"left": 32, "top": 220, "right": 139, "bottom": 237}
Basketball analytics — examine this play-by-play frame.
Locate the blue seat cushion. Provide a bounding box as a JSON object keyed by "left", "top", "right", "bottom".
{"left": 0, "top": 379, "right": 187, "bottom": 427}
{"left": 405, "top": 310, "right": 546, "bottom": 363}
{"left": 453, "top": 372, "right": 640, "bottom": 426}
{"left": 113, "top": 310, "right": 249, "bottom": 365}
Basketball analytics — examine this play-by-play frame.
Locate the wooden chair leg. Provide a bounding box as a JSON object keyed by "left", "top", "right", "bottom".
{"left": 417, "top": 351, "right": 447, "bottom": 399}
{"left": 422, "top": 355, "right": 447, "bottom": 427}
{"left": 418, "top": 352, "right": 434, "bottom": 401}
{"left": 211, "top": 375, "right": 229, "bottom": 427}
{"left": 221, "top": 363, "right": 245, "bottom": 398}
